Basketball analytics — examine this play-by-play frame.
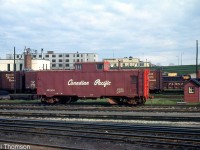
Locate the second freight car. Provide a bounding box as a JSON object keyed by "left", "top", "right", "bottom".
{"left": 149, "top": 70, "right": 162, "bottom": 93}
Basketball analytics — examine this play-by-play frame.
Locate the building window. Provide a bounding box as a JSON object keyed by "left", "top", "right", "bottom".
{"left": 65, "top": 59, "right": 69, "bottom": 62}
{"left": 65, "top": 54, "right": 69, "bottom": 57}
{"left": 52, "top": 55, "right": 56, "bottom": 57}
{"left": 39, "top": 55, "right": 42, "bottom": 58}
{"left": 77, "top": 59, "right": 79, "bottom": 62}
{"left": 66, "top": 64, "right": 69, "bottom": 67}
{"left": 52, "top": 64, "right": 56, "bottom": 67}
{"left": 17, "top": 55, "right": 19, "bottom": 58}
{"left": 7, "top": 64, "right": 10, "bottom": 71}
{"left": 52, "top": 59, "right": 56, "bottom": 62}
{"left": 77, "top": 54, "right": 79, "bottom": 57}
{"left": 189, "top": 87, "right": 195, "bottom": 94}
{"left": 81, "top": 54, "right": 83, "bottom": 57}
{"left": 45, "top": 55, "right": 49, "bottom": 57}
{"left": 59, "top": 59, "right": 62, "bottom": 62}
{"left": 59, "top": 64, "right": 62, "bottom": 67}
{"left": 59, "top": 54, "right": 62, "bottom": 57}
{"left": 20, "top": 64, "right": 23, "bottom": 70}
{"left": 75, "top": 64, "right": 82, "bottom": 70}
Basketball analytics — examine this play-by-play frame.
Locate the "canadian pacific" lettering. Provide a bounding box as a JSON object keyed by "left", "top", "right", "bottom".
{"left": 67, "top": 79, "right": 111, "bottom": 87}
{"left": 68, "top": 79, "right": 89, "bottom": 85}
{"left": 94, "top": 79, "right": 111, "bottom": 87}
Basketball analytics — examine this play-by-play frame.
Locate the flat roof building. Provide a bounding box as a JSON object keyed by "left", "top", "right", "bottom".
{"left": 6, "top": 49, "right": 98, "bottom": 70}
{"left": 0, "top": 59, "right": 50, "bottom": 71}
{"left": 103, "top": 57, "right": 151, "bottom": 68}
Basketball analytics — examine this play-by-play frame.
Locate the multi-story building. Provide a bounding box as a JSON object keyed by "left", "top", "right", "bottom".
{"left": 103, "top": 57, "right": 151, "bottom": 68}
{"left": 6, "top": 49, "right": 98, "bottom": 70}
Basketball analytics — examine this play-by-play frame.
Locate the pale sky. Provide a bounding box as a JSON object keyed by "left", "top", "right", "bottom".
{"left": 0, "top": 0, "right": 200, "bottom": 65}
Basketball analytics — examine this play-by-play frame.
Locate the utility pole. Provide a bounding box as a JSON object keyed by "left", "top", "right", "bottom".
{"left": 180, "top": 52, "right": 184, "bottom": 66}
{"left": 196, "top": 40, "right": 198, "bottom": 78}
{"left": 14, "top": 47, "right": 16, "bottom": 94}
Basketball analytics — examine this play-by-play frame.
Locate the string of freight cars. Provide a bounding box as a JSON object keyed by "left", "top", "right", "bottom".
{"left": 1, "top": 61, "right": 200, "bottom": 104}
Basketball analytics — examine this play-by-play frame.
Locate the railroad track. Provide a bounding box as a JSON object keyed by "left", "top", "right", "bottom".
{"left": 0, "top": 118, "right": 199, "bottom": 149}
{"left": 0, "top": 109, "right": 200, "bottom": 122}
{"left": 0, "top": 103, "right": 199, "bottom": 112}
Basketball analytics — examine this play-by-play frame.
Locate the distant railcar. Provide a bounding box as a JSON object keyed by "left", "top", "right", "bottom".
{"left": 0, "top": 71, "right": 25, "bottom": 92}
{"left": 149, "top": 70, "right": 163, "bottom": 93}
{"left": 162, "top": 75, "right": 190, "bottom": 91}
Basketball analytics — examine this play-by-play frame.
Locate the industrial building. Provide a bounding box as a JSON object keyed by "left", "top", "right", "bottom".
{"left": 0, "top": 49, "right": 50, "bottom": 71}
{"left": 103, "top": 57, "right": 151, "bottom": 68}
{"left": 6, "top": 49, "right": 98, "bottom": 70}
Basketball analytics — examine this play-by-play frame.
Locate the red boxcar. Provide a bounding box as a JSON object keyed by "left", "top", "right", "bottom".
{"left": 25, "top": 71, "right": 37, "bottom": 93}
{"left": 149, "top": 70, "right": 162, "bottom": 93}
{"left": 37, "top": 62, "right": 149, "bottom": 105}
{"left": 0, "top": 71, "right": 24, "bottom": 92}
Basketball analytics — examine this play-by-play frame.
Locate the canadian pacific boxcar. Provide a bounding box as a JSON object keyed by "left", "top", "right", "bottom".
{"left": 37, "top": 62, "right": 150, "bottom": 105}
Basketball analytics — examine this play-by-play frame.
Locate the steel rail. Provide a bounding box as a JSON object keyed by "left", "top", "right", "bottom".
{"left": 0, "top": 111, "right": 200, "bottom": 122}
{"left": 0, "top": 122, "right": 200, "bottom": 138}
{"left": 0, "top": 119, "right": 200, "bottom": 136}
{"left": 0, "top": 105, "right": 199, "bottom": 112}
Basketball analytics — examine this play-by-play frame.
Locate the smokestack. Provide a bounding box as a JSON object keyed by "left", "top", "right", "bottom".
{"left": 24, "top": 48, "right": 32, "bottom": 70}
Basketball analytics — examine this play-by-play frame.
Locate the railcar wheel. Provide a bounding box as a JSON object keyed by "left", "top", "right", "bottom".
{"left": 42, "top": 97, "right": 59, "bottom": 104}
{"left": 107, "top": 98, "right": 120, "bottom": 104}
{"left": 127, "top": 99, "right": 137, "bottom": 105}
{"left": 136, "top": 97, "right": 146, "bottom": 105}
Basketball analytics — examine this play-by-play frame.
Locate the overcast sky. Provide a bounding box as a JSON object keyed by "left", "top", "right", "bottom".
{"left": 0, "top": 0, "right": 200, "bottom": 66}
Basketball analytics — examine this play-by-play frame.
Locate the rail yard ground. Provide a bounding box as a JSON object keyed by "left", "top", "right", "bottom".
{"left": 0, "top": 96, "right": 199, "bottom": 149}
